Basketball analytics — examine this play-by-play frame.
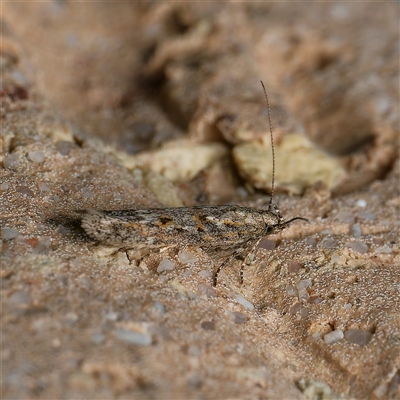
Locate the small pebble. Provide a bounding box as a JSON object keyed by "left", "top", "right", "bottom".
{"left": 258, "top": 238, "right": 276, "bottom": 250}
{"left": 0, "top": 182, "right": 9, "bottom": 190}
{"left": 8, "top": 290, "right": 31, "bottom": 307}
{"left": 81, "top": 187, "right": 94, "bottom": 198}
{"left": 346, "top": 241, "right": 369, "bottom": 254}
{"left": 299, "top": 308, "right": 308, "bottom": 318}
{"left": 344, "top": 329, "right": 373, "bottom": 346}
{"left": 187, "top": 291, "right": 199, "bottom": 300}
{"left": 322, "top": 238, "right": 336, "bottom": 248}
{"left": 374, "top": 245, "right": 392, "bottom": 254}
{"left": 178, "top": 250, "right": 198, "bottom": 264}
{"left": 199, "top": 270, "right": 213, "bottom": 279}
{"left": 3, "top": 154, "right": 20, "bottom": 169}
{"left": 335, "top": 210, "right": 355, "bottom": 224}
{"left": 157, "top": 259, "right": 175, "bottom": 273}
{"left": 308, "top": 296, "right": 323, "bottom": 304}
{"left": 298, "top": 288, "right": 310, "bottom": 302}
{"left": 197, "top": 283, "right": 217, "bottom": 298}
{"left": 115, "top": 329, "right": 152, "bottom": 346}
{"left": 296, "top": 279, "right": 312, "bottom": 290}
{"left": 350, "top": 224, "right": 362, "bottom": 238}
{"left": 289, "top": 302, "right": 301, "bottom": 315}
{"left": 355, "top": 199, "right": 367, "bottom": 208}
{"left": 305, "top": 237, "right": 316, "bottom": 246}
{"left": 64, "top": 312, "right": 79, "bottom": 323}
{"left": 17, "top": 185, "right": 35, "bottom": 197}
{"left": 153, "top": 301, "right": 166, "bottom": 313}
{"left": 1, "top": 228, "right": 19, "bottom": 240}
{"left": 359, "top": 212, "right": 376, "bottom": 222}
{"left": 55, "top": 140, "right": 76, "bottom": 156}
{"left": 28, "top": 151, "right": 45, "bottom": 163}
{"left": 187, "top": 373, "right": 202, "bottom": 389}
{"left": 39, "top": 182, "right": 50, "bottom": 192}
{"left": 228, "top": 311, "right": 247, "bottom": 324}
{"left": 235, "top": 294, "right": 254, "bottom": 310}
{"left": 104, "top": 311, "right": 118, "bottom": 321}
{"left": 331, "top": 252, "right": 340, "bottom": 263}
{"left": 307, "top": 332, "right": 321, "bottom": 342}
{"left": 324, "top": 330, "right": 344, "bottom": 345}
{"left": 33, "top": 236, "right": 52, "bottom": 254}
{"left": 201, "top": 321, "right": 215, "bottom": 330}
{"left": 344, "top": 303, "right": 352, "bottom": 310}
{"left": 286, "top": 284, "right": 297, "bottom": 297}
{"left": 91, "top": 333, "right": 105, "bottom": 344}
{"left": 288, "top": 261, "right": 302, "bottom": 273}
{"left": 57, "top": 225, "right": 70, "bottom": 235}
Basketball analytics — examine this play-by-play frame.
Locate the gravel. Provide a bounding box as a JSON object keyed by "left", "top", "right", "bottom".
{"left": 178, "top": 250, "right": 198, "bottom": 264}
{"left": 346, "top": 241, "right": 369, "bottom": 254}
{"left": 157, "top": 259, "right": 175, "bottom": 273}
{"left": 344, "top": 329, "right": 373, "bottom": 346}
{"left": 1, "top": 228, "right": 20, "bottom": 240}
{"left": 324, "top": 330, "right": 344, "bottom": 345}
{"left": 115, "top": 329, "right": 152, "bottom": 346}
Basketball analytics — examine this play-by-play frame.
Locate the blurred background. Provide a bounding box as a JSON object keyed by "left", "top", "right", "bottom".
{"left": 3, "top": 1, "right": 398, "bottom": 202}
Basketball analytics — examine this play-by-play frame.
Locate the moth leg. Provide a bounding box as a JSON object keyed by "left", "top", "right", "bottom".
{"left": 213, "top": 246, "right": 248, "bottom": 287}
{"left": 239, "top": 238, "right": 262, "bottom": 284}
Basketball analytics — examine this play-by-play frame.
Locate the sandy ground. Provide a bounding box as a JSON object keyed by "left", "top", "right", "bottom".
{"left": 1, "top": 2, "right": 399, "bottom": 399}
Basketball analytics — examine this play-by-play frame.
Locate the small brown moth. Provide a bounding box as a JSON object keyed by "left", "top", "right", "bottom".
{"left": 82, "top": 81, "right": 307, "bottom": 286}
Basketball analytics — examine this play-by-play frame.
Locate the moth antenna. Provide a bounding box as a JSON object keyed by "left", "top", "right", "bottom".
{"left": 260, "top": 81, "right": 275, "bottom": 208}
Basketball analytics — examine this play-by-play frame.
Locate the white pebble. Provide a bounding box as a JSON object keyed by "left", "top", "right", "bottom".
{"left": 28, "top": 151, "right": 45, "bottom": 163}
{"left": 81, "top": 187, "right": 94, "bottom": 198}
{"left": 115, "top": 329, "right": 152, "bottom": 346}
{"left": 374, "top": 245, "right": 392, "bottom": 254}
{"left": 178, "top": 250, "right": 198, "bottom": 264}
{"left": 91, "top": 333, "right": 105, "bottom": 344}
{"left": 197, "top": 283, "right": 217, "bottom": 298}
{"left": 227, "top": 311, "right": 247, "bottom": 324}
{"left": 344, "top": 329, "right": 373, "bottom": 346}
{"left": 1, "top": 228, "right": 19, "bottom": 240}
{"left": 299, "top": 308, "right": 308, "bottom": 318}
{"left": 298, "top": 288, "right": 310, "bottom": 302}
{"left": 335, "top": 211, "right": 355, "bottom": 224}
{"left": 356, "top": 199, "right": 367, "bottom": 208}
{"left": 350, "top": 224, "right": 362, "bottom": 237}
{"left": 322, "top": 238, "right": 336, "bottom": 248}
{"left": 3, "top": 154, "right": 19, "bottom": 169}
{"left": 331, "top": 252, "right": 340, "bottom": 263}
{"left": 286, "top": 285, "right": 297, "bottom": 297}
{"left": 296, "top": 279, "right": 312, "bottom": 290}
{"left": 0, "top": 182, "right": 9, "bottom": 190}
{"left": 39, "top": 183, "right": 50, "bottom": 192}
{"left": 324, "top": 330, "right": 344, "bottom": 345}
{"left": 153, "top": 301, "right": 166, "bottom": 313}
{"left": 104, "top": 311, "right": 118, "bottom": 321}
{"left": 157, "top": 259, "right": 175, "bottom": 273}
{"left": 346, "top": 241, "right": 369, "bottom": 254}
{"left": 235, "top": 294, "right": 254, "bottom": 310}
{"left": 8, "top": 290, "right": 31, "bottom": 306}
{"left": 199, "top": 270, "right": 213, "bottom": 279}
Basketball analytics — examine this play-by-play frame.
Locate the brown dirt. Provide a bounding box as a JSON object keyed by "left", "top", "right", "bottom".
{"left": 1, "top": 3, "right": 399, "bottom": 399}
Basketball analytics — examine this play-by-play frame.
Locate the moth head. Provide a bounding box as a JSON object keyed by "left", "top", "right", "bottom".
{"left": 264, "top": 203, "right": 308, "bottom": 235}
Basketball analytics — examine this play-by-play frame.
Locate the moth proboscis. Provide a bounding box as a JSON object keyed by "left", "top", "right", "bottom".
{"left": 82, "top": 81, "right": 307, "bottom": 286}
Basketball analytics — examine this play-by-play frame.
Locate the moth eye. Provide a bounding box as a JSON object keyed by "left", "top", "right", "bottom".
{"left": 266, "top": 226, "right": 274, "bottom": 234}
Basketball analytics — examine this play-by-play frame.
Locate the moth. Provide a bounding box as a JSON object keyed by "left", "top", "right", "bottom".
{"left": 82, "top": 81, "right": 307, "bottom": 286}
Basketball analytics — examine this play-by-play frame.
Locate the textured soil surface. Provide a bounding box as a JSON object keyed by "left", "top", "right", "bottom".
{"left": 1, "top": 3, "right": 399, "bottom": 400}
